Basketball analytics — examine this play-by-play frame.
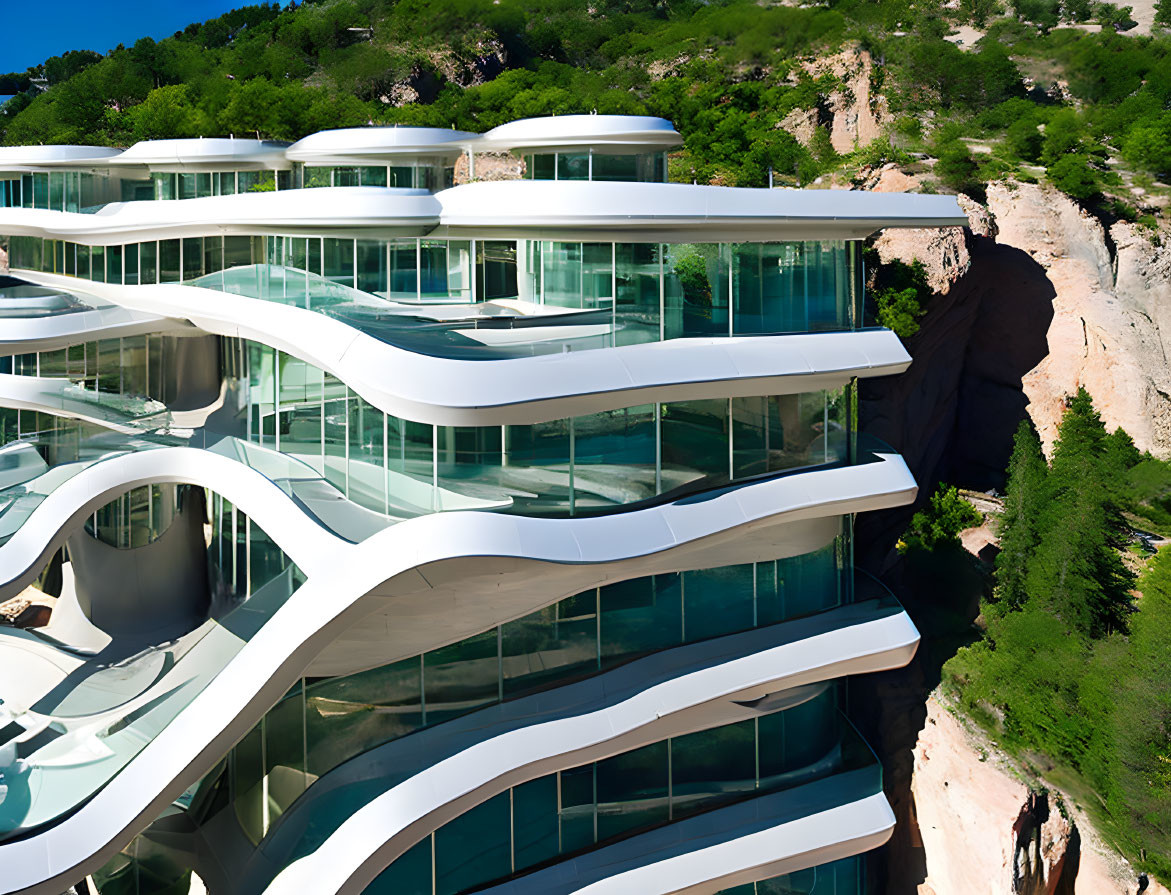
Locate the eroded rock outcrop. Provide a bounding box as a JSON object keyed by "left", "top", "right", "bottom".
{"left": 780, "top": 45, "right": 890, "bottom": 154}
{"left": 866, "top": 177, "right": 1171, "bottom": 472}
{"left": 987, "top": 182, "right": 1171, "bottom": 458}
{"left": 910, "top": 696, "right": 1166, "bottom": 895}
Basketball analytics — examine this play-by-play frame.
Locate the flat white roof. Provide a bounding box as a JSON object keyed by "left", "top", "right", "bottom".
{"left": 476, "top": 115, "right": 682, "bottom": 153}
{"left": 0, "top": 180, "right": 967, "bottom": 242}
{"left": 286, "top": 127, "right": 478, "bottom": 165}
{"left": 435, "top": 181, "right": 969, "bottom": 240}
{"left": 0, "top": 187, "right": 440, "bottom": 243}
{"left": 106, "top": 138, "right": 291, "bottom": 171}
{"left": 0, "top": 145, "right": 123, "bottom": 174}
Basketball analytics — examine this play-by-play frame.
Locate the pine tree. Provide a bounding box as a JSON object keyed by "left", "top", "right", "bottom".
{"left": 995, "top": 419, "right": 1047, "bottom": 610}
{"left": 1026, "top": 388, "right": 1136, "bottom": 637}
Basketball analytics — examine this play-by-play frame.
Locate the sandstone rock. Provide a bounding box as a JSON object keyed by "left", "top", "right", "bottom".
{"left": 910, "top": 695, "right": 1164, "bottom": 895}
{"left": 797, "top": 44, "right": 889, "bottom": 153}
{"left": 984, "top": 181, "right": 1171, "bottom": 458}
{"left": 454, "top": 150, "right": 524, "bottom": 184}
{"left": 779, "top": 106, "right": 819, "bottom": 147}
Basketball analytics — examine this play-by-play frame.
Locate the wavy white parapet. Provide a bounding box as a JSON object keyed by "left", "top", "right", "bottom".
{"left": 0, "top": 188, "right": 439, "bottom": 243}
{"left": 0, "top": 444, "right": 915, "bottom": 895}
{"left": 0, "top": 373, "right": 169, "bottom": 433}
{"left": 0, "top": 297, "right": 182, "bottom": 354}
{"left": 256, "top": 603, "right": 918, "bottom": 895}
{"left": 433, "top": 180, "right": 969, "bottom": 241}
{"left": 13, "top": 271, "right": 911, "bottom": 427}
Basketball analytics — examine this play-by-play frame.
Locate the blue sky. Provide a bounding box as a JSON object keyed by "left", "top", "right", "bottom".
{"left": 1, "top": 0, "right": 247, "bottom": 74}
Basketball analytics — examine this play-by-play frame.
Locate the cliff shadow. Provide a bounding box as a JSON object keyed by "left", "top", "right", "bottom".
{"left": 853, "top": 232, "right": 1057, "bottom": 894}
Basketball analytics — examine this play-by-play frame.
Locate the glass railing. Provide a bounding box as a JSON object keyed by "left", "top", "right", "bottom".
{"left": 0, "top": 432, "right": 172, "bottom": 547}
{"left": 8, "top": 234, "right": 864, "bottom": 353}
{"left": 715, "top": 854, "right": 868, "bottom": 895}
{"left": 0, "top": 276, "right": 114, "bottom": 319}
{"left": 0, "top": 525, "right": 304, "bottom": 845}
{"left": 191, "top": 264, "right": 632, "bottom": 359}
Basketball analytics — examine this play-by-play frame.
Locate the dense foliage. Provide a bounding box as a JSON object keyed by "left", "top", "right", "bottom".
{"left": 944, "top": 390, "right": 1171, "bottom": 881}
{"left": 900, "top": 483, "right": 983, "bottom": 552}
{"left": 2, "top": 0, "right": 1171, "bottom": 206}
{"left": 866, "top": 254, "right": 933, "bottom": 339}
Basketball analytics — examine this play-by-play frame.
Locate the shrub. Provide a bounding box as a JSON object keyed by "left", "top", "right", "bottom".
{"left": 901, "top": 484, "right": 983, "bottom": 553}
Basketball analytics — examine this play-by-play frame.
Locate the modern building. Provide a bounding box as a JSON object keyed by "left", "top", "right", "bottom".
{"left": 0, "top": 116, "right": 967, "bottom": 895}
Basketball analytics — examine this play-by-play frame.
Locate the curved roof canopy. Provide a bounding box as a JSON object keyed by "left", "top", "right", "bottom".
{"left": 476, "top": 115, "right": 682, "bottom": 153}
{"left": 0, "top": 187, "right": 440, "bottom": 243}
{"left": 0, "top": 145, "right": 123, "bottom": 175}
{"left": 286, "top": 126, "right": 478, "bottom": 166}
{"left": 105, "top": 138, "right": 291, "bottom": 172}
{"left": 436, "top": 181, "right": 969, "bottom": 241}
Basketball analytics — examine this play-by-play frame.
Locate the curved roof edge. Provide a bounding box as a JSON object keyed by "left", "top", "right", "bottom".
{"left": 286, "top": 126, "right": 478, "bottom": 165}
{"left": 435, "top": 181, "right": 969, "bottom": 240}
{"left": 10, "top": 272, "right": 912, "bottom": 427}
{"left": 0, "top": 145, "right": 123, "bottom": 173}
{"left": 0, "top": 187, "right": 440, "bottom": 242}
{"left": 477, "top": 114, "right": 682, "bottom": 153}
{"left": 0, "top": 179, "right": 968, "bottom": 242}
{"left": 106, "top": 138, "right": 292, "bottom": 172}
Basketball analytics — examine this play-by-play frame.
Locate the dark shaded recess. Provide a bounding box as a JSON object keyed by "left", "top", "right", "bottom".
{"left": 851, "top": 231, "right": 1058, "bottom": 893}
{"left": 67, "top": 487, "right": 209, "bottom": 642}
{"left": 166, "top": 335, "right": 221, "bottom": 411}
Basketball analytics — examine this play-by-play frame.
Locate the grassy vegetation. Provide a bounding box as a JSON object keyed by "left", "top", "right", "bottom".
{"left": 1, "top": 0, "right": 1171, "bottom": 208}
{"left": 937, "top": 390, "right": 1171, "bottom": 882}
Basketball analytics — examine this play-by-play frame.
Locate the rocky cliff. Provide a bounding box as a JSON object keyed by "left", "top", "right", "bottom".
{"left": 911, "top": 695, "right": 1167, "bottom": 895}
{"left": 863, "top": 175, "right": 1171, "bottom": 495}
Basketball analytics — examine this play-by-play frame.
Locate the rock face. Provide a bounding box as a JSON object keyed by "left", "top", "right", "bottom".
{"left": 987, "top": 182, "right": 1171, "bottom": 458}
{"left": 909, "top": 696, "right": 1167, "bottom": 895}
{"left": 866, "top": 178, "right": 1171, "bottom": 484}
{"left": 802, "top": 45, "right": 889, "bottom": 154}
{"left": 453, "top": 150, "right": 524, "bottom": 184}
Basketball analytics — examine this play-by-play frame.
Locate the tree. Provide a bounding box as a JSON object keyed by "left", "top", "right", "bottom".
{"left": 961, "top": 0, "right": 1002, "bottom": 27}
{"left": 902, "top": 484, "right": 983, "bottom": 553}
{"left": 934, "top": 141, "right": 980, "bottom": 195}
{"left": 1041, "top": 109, "right": 1087, "bottom": 166}
{"left": 1122, "top": 114, "right": 1171, "bottom": 179}
{"left": 869, "top": 256, "right": 932, "bottom": 339}
{"left": 1026, "top": 388, "right": 1136, "bottom": 637}
{"left": 1005, "top": 117, "right": 1044, "bottom": 163}
{"left": 995, "top": 420, "right": 1048, "bottom": 610}
{"left": 124, "top": 85, "right": 207, "bottom": 140}
{"left": 1047, "top": 154, "right": 1100, "bottom": 201}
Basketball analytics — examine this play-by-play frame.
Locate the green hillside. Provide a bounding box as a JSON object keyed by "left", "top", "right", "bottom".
{"left": 2, "top": 0, "right": 1171, "bottom": 213}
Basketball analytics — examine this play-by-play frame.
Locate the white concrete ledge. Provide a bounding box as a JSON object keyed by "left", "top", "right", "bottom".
{"left": 255, "top": 603, "right": 917, "bottom": 895}
{"left": 13, "top": 271, "right": 911, "bottom": 427}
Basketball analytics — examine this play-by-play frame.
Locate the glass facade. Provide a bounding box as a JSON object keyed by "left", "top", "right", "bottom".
{"left": 239, "top": 339, "right": 852, "bottom": 519}
{"left": 715, "top": 856, "right": 868, "bottom": 895}
{"left": 225, "top": 528, "right": 852, "bottom": 843}
{"left": 0, "top": 170, "right": 153, "bottom": 212}
{"left": 150, "top": 169, "right": 288, "bottom": 199}
{"left": 521, "top": 150, "right": 668, "bottom": 183}
{"left": 0, "top": 475, "right": 303, "bottom": 844}
{"left": 297, "top": 161, "right": 454, "bottom": 192}
{"left": 362, "top": 688, "right": 881, "bottom": 895}
{"left": 6, "top": 234, "right": 863, "bottom": 354}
